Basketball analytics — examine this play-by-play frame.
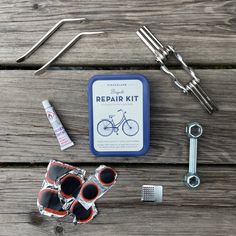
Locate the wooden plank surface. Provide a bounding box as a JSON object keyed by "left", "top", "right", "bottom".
{"left": 0, "top": 69, "right": 235, "bottom": 164}
{"left": 0, "top": 166, "right": 235, "bottom": 236}
{"left": 1, "top": 1, "right": 236, "bottom": 235}
{"left": 1, "top": 207, "right": 235, "bottom": 236}
{"left": 1, "top": 0, "right": 236, "bottom": 66}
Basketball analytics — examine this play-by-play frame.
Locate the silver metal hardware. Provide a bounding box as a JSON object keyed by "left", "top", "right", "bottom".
{"left": 184, "top": 122, "right": 203, "bottom": 188}
{"left": 136, "top": 26, "right": 217, "bottom": 114}
{"left": 34, "top": 31, "right": 105, "bottom": 75}
{"left": 16, "top": 18, "right": 105, "bottom": 75}
{"left": 141, "top": 185, "right": 163, "bottom": 202}
{"left": 16, "top": 18, "right": 86, "bottom": 63}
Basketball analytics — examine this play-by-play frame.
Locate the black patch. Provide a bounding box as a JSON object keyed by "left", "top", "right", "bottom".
{"left": 71, "top": 202, "right": 92, "bottom": 222}
{"left": 61, "top": 176, "right": 82, "bottom": 197}
{"left": 82, "top": 184, "right": 98, "bottom": 200}
{"left": 100, "top": 168, "right": 115, "bottom": 185}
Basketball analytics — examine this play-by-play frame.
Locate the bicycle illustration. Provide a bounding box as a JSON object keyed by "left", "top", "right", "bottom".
{"left": 97, "top": 109, "right": 139, "bottom": 137}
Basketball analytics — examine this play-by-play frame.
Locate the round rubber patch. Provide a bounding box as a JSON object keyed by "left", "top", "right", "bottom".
{"left": 81, "top": 183, "right": 99, "bottom": 201}
{"left": 99, "top": 167, "right": 116, "bottom": 185}
{"left": 70, "top": 201, "right": 93, "bottom": 223}
{"left": 60, "top": 174, "right": 82, "bottom": 198}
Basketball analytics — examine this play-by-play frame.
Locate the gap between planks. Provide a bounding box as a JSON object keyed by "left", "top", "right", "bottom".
{"left": 0, "top": 162, "right": 236, "bottom": 168}
{"left": 1, "top": 64, "right": 236, "bottom": 71}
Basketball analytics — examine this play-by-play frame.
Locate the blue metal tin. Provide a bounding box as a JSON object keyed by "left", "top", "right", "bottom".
{"left": 88, "top": 74, "right": 150, "bottom": 157}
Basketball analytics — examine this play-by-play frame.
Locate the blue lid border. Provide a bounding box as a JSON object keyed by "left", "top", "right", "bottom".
{"left": 88, "top": 73, "right": 150, "bottom": 157}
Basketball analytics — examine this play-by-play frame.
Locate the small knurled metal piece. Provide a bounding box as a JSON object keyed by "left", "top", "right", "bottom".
{"left": 141, "top": 185, "right": 163, "bottom": 203}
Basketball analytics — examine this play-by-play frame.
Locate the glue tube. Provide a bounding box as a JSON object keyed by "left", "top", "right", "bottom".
{"left": 42, "top": 100, "right": 74, "bottom": 151}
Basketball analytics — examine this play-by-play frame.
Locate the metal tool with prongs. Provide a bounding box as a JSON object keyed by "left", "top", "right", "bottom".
{"left": 136, "top": 26, "right": 217, "bottom": 114}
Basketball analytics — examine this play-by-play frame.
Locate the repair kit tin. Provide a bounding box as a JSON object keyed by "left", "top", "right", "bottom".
{"left": 88, "top": 74, "right": 150, "bottom": 157}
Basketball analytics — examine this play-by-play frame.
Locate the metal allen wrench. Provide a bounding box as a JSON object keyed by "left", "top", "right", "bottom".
{"left": 16, "top": 18, "right": 105, "bottom": 75}
{"left": 136, "top": 26, "right": 217, "bottom": 114}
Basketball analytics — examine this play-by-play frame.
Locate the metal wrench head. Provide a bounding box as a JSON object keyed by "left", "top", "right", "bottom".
{"left": 186, "top": 122, "right": 203, "bottom": 139}
{"left": 184, "top": 173, "right": 200, "bottom": 188}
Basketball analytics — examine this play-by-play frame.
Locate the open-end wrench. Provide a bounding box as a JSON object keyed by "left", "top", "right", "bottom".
{"left": 184, "top": 122, "right": 203, "bottom": 188}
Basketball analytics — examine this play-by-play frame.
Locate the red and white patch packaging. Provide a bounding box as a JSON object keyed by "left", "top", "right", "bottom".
{"left": 76, "top": 165, "right": 117, "bottom": 210}
{"left": 37, "top": 161, "right": 116, "bottom": 223}
{"left": 37, "top": 160, "right": 89, "bottom": 221}
{"left": 44, "top": 160, "right": 83, "bottom": 186}
{"left": 37, "top": 187, "right": 68, "bottom": 218}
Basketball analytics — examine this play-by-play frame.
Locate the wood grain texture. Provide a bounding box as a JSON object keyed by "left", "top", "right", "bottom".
{"left": 0, "top": 69, "right": 235, "bottom": 164}
{"left": 1, "top": 207, "right": 236, "bottom": 236}
{"left": 0, "top": 166, "right": 235, "bottom": 236}
{"left": 1, "top": 1, "right": 236, "bottom": 235}
{"left": 1, "top": 0, "right": 236, "bottom": 66}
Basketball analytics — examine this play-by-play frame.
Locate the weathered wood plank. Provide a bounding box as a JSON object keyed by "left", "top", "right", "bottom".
{"left": 1, "top": 0, "right": 236, "bottom": 66}
{"left": 0, "top": 69, "right": 235, "bottom": 164}
{"left": 1, "top": 207, "right": 235, "bottom": 236}
{"left": 0, "top": 166, "right": 235, "bottom": 235}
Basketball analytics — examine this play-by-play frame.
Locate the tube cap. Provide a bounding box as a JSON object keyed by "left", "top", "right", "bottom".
{"left": 42, "top": 100, "right": 51, "bottom": 110}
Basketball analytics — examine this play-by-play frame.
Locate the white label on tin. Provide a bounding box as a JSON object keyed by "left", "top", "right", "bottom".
{"left": 92, "top": 79, "right": 143, "bottom": 152}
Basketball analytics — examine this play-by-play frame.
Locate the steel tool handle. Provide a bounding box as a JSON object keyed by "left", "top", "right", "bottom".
{"left": 186, "top": 80, "right": 218, "bottom": 114}
{"left": 189, "top": 138, "right": 198, "bottom": 173}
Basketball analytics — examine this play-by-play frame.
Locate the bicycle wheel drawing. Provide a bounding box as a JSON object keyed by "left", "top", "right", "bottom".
{"left": 97, "top": 119, "right": 113, "bottom": 137}
{"left": 122, "top": 119, "right": 139, "bottom": 136}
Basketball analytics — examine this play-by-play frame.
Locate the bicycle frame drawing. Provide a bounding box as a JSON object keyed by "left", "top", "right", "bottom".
{"left": 97, "top": 109, "right": 139, "bottom": 137}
